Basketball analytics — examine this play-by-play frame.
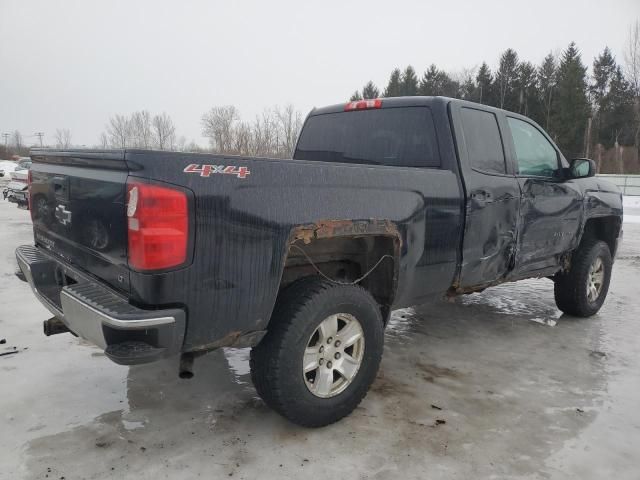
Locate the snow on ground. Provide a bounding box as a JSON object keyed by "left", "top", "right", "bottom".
{"left": 623, "top": 195, "right": 640, "bottom": 224}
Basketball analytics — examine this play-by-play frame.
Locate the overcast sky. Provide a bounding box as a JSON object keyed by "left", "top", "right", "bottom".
{"left": 1, "top": 0, "right": 639, "bottom": 147}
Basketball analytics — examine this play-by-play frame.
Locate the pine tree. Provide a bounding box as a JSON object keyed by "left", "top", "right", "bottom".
{"left": 475, "top": 62, "right": 494, "bottom": 105}
{"left": 551, "top": 42, "right": 590, "bottom": 157}
{"left": 538, "top": 53, "right": 557, "bottom": 130}
{"left": 419, "top": 65, "right": 439, "bottom": 96}
{"left": 362, "top": 81, "right": 380, "bottom": 99}
{"left": 401, "top": 66, "right": 419, "bottom": 96}
{"left": 460, "top": 75, "right": 476, "bottom": 101}
{"left": 590, "top": 47, "right": 618, "bottom": 148}
{"left": 350, "top": 90, "right": 363, "bottom": 101}
{"left": 591, "top": 47, "right": 617, "bottom": 106}
{"left": 383, "top": 68, "right": 403, "bottom": 97}
{"left": 419, "top": 65, "right": 460, "bottom": 97}
{"left": 496, "top": 49, "right": 519, "bottom": 111}
{"left": 598, "top": 66, "right": 635, "bottom": 147}
{"left": 516, "top": 61, "right": 539, "bottom": 119}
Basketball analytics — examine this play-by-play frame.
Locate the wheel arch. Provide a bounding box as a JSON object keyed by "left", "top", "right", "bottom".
{"left": 279, "top": 219, "right": 402, "bottom": 325}
{"left": 579, "top": 215, "right": 622, "bottom": 258}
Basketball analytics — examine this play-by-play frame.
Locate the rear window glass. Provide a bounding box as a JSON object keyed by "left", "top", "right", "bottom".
{"left": 460, "top": 107, "right": 506, "bottom": 174}
{"left": 294, "top": 107, "right": 440, "bottom": 168}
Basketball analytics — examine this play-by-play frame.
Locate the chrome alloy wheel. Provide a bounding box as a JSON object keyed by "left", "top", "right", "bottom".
{"left": 587, "top": 256, "right": 605, "bottom": 303}
{"left": 303, "top": 313, "right": 365, "bottom": 398}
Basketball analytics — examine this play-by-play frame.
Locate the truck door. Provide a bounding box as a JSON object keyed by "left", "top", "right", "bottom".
{"left": 504, "top": 116, "right": 583, "bottom": 274}
{"left": 450, "top": 104, "right": 520, "bottom": 289}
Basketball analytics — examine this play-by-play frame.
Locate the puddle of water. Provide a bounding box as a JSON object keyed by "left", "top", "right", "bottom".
{"left": 222, "top": 348, "right": 251, "bottom": 381}
{"left": 386, "top": 307, "right": 419, "bottom": 342}
{"left": 122, "top": 419, "right": 146, "bottom": 431}
{"left": 459, "top": 278, "right": 562, "bottom": 326}
{"left": 529, "top": 317, "right": 558, "bottom": 327}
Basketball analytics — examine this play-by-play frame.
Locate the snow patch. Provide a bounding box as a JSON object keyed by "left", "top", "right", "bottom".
{"left": 624, "top": 196, "right": 640, "bottom": 224}
{"left": 623, "top": 195, "right": 640, "bottom": 209}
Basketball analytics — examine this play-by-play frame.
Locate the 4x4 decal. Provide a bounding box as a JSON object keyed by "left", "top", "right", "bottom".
{"left": 184, "top": 164, "right": 250, "bottom": 179}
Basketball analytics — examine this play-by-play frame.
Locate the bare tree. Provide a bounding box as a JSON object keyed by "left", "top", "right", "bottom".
{"left": 201, "top": 104, "right": 303, "bottom": 158}
{"left": 233, "top": 122, "right": 252, "bottom": 155}
{"left": 175, "top": 135, "right": 188, "bottom": 152}
{"left": 152, "top": 113, "right": 176, "bottom": 150}
{"left": 100, "top": 111, "right": 178, "bottom": 150}
{"left": 624, "top": 20, "right": 640, "bottom": 95}
{"left": 106, "top": 114, "right": 131, "bottom": 148}
{"left": 275, "top": 104, "right": 302, "bottom": 157}
{"left": 624, "top": 20, "right": 640, "bottom": 149}
{"left": 251, "top": 109, "right": 278, "bottom": 156}
{"left": 185, "top": 141, "right": 204, "bottom": 153}
{"left": 12, "top": 130, "right": 23, "bottom": 150}
{"left": 131, "top": 110, "right": 153, "bottom": 148}
{"left": 99, "top": 132, "right": 109, "bottom": 148}
{"left": 201, "top": 106, "right": 239, "bottom": 154}
{"left": 54, "top": 128, "right": 73, "bottom": 149}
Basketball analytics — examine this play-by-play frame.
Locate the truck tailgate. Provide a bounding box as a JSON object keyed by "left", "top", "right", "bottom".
{"left": 29, "top": 150, "right": 130, "bottom": 293}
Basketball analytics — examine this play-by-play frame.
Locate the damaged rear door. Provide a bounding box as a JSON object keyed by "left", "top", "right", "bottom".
{"left": 450, "top": 104, "right": 520, "bottom": 289}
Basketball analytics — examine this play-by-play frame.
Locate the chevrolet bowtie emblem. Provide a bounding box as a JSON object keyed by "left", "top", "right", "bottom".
{"left": 55, "top": 204, "right": 72, "bottom": 226}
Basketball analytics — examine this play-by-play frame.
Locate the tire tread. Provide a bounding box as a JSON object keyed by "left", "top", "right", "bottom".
{"left": 250, "top": 276, "right": 383, "bottom": 427}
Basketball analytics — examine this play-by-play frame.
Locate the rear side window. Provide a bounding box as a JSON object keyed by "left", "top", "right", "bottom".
{"left": 294, "top": 107, "right": 440, "bottom": 168}
{"left": 460, "top": 107, "right": 506, "bottom": 174}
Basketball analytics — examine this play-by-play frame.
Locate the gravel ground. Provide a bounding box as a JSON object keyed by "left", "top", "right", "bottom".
{"left": 1, "top": 199, "right": 639, "bottom": 480}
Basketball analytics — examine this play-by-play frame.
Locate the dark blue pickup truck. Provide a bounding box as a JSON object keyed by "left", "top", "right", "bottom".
{"left": 16, "top": 97, "right": 622, "bottom": 427}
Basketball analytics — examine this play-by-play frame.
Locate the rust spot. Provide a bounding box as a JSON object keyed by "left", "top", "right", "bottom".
{"left": 191, "top": 329, "right": 267, "bottom": 352}
{"left": 291, "top": 219, "right": 401, "bottom": 246}
{"left": 191, "top": 330, "right": 243, "bottom": 352}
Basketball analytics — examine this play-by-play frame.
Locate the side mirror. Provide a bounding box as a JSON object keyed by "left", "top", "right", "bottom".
{"left": 569, "top": 158, "right": 596, "bottom": 179}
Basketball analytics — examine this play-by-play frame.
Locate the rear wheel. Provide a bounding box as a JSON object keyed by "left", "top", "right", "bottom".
{"left": 554, "top": 240, "right": 612, "bottom": 317}
{"left": 250, "top": 276, "right": 384, "bottom": 427}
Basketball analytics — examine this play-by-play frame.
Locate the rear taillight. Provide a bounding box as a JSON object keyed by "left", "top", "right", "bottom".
{"left": 27, "top": 169, "right": 33, "bottom": 218}
{"left": 126, "top": 180, "right": 189, "bottom": 271}
{"left": 344, "top": 99, "right": 382, "bottom": 111}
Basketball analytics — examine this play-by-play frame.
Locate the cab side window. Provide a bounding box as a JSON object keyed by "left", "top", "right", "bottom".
{"left": 507, "top": 117, "right": 559, "bottom": 177}
{"left": 461, "top": 107, "right": 506, "bottom": 174}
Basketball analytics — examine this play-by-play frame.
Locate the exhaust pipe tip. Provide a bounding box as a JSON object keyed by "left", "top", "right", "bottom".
{"left": 179, "top": 352, "right": 196, "bottom": 379}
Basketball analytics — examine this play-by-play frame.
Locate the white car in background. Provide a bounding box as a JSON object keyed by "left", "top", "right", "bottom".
{"left": 2, "top": 158, "right": 31, "bottom": 208}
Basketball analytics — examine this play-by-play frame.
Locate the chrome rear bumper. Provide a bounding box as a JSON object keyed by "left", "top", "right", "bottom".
{"left": 15, "top": 245, "right": 185, "bottom": 365}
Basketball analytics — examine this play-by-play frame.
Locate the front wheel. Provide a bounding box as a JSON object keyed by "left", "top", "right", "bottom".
{"left": 250, "top": 276, "right": 384, "bottom": 427}
{"left": 554, "top": 240, "right": 613, "bottom": 317}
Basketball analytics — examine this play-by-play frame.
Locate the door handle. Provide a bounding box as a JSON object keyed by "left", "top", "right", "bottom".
{"left": 471, "top": 190, "right": 493, "bottom": 205}
{"left": 52, "top": 176, "right": 69, "bottom": 200}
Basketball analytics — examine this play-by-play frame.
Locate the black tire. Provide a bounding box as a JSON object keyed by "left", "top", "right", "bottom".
{"left": 250, "top": 276, "right": 384, "bottom": 427}
{"left": 554, "top": 239, "right": 612, "bottom": 317}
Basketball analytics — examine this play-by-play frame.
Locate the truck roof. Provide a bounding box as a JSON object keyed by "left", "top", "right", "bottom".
{"left": 310, "top": 96, "right": 452, "bottom": 116}
{"left": 310, "top": 96, "right": 532, "bottom": 122}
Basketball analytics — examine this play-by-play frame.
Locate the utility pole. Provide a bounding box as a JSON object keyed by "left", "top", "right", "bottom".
{"left": 2, "top": 132, "right": 9, "bottom": 152}
{"left": 35, "top": 132, "right": 44, "bottom": 147}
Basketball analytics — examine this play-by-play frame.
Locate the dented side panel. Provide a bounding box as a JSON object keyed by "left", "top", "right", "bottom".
{"left": 512, "top": 177, "right": 583, "bottom": 274}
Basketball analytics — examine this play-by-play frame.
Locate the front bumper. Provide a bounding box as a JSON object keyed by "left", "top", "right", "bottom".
{"left": 15, "top": 245, "right": 186, "bottom": 365}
